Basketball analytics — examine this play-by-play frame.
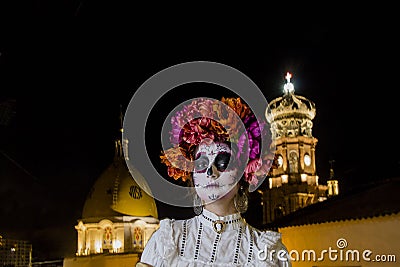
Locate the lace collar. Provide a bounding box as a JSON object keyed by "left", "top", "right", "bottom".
{"left": 198, "top": 209, "right": 245, "bottom": 234}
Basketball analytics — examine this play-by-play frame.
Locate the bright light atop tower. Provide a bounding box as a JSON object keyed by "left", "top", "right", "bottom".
{"left": 283, "top": 72, "right": 295, "bottom": 94}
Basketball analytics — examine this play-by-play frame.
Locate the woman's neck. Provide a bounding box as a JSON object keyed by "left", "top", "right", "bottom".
{"left": 204, "top": 197, "right": 237, "bottom": 217}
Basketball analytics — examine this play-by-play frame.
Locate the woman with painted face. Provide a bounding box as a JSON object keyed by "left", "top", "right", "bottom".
{"left": 136, "top": 97, "right": 291, "bottom": 267}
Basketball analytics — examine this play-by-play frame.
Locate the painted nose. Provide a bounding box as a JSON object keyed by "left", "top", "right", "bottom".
{"left": 206, "top": 165, "right": 219, "bottom": 178}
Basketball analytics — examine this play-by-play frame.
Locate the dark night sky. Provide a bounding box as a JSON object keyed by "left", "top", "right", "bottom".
{"left": 0, "top": 2, "right": 399, "bottom": 261}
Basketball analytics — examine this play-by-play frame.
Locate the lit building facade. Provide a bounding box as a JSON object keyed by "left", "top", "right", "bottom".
{"left": 63, "top": 137, "right": 159, "bottom": 267}
{"left": 276, "top": 178, "right": 400, "bottom": 267}
{"left": 0, "top": 235, "right": 32, "bottom": 267}
{"left": 262, "top": 73, "right": 338, "bottom": 225}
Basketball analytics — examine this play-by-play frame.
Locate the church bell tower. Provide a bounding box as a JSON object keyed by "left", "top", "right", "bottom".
{"left": 262, "top": 72, "right": 329, "bottom": 225}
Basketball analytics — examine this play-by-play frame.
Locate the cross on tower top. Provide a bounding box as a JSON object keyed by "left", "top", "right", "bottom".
{"left": 329, "top": 160, "right": 335, "bottom": 169}
{"left": 329, "top": 160, "right": 335, "bottom": 179}
{"left": 285, "top": 72, "right": 292, "bottom": 83}
{"left": 283, "top": 72, "right": 295, "bottom": 94}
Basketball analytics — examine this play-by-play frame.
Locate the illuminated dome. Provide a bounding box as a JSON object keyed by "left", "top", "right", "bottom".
{"left": 266, "top": 94, "right": 316, "bottom": 121}
{"left": 266, "top": 72, "right": 316, "bottom": 139}
{"left": 82, "top": 140, "right": 158, "bottom": 220}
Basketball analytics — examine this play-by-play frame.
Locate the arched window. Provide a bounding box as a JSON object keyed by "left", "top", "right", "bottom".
{"left": 103, "top": 226, "right": 113, "bottom": 251}
{"left": 289, "top": 151, "right": 298, "bottom": 173}
{"left": 133, "top": 226, "right": 143, "bottom": 248}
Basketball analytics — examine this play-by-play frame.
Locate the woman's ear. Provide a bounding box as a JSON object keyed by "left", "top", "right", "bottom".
{"left": 238, "top": 176, "right": 249, "bottom": 193}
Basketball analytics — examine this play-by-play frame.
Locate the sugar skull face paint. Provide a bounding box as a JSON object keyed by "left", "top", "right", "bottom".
{"left": 193, "top": 141, "right": 239, "bottom": 203}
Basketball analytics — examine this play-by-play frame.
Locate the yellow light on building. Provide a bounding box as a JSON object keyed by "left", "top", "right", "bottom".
{"left": 301, "top": 174, "right": 307, "bottom": 182}
{"left": 113, "top": 240, "right": 122, "bottom": 253}
{"left": 333, "top": 180, "right": 339, "bottom": 195}
{"left": 327, "top": 180, "right": 339, "bottom": 196}
{"left": 95, "top": 241, "right": 102, "bottom": 253}
{"left": 281, "top": 175, "right": 288, "bottom": 184}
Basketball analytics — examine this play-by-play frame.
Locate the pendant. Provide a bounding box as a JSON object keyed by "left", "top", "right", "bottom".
{"left": 212, "top": 220, "right": 225, "bottom": 234}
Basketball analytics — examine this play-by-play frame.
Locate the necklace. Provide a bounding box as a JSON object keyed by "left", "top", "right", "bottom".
{"left": 201, "top": 214, "right": 242, "bottom": 234}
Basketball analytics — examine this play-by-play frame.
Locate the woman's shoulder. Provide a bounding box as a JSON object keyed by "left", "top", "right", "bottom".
{"left": 246, "top": 225, "right": 291, "bottom": 265}
{"left": 157, "top": 217, "right": 175, "bottom": 228}
{"left": 155, "top": 216, "right": 196, "bottom": 236}
{"left": 247, "top": 224, "right": 284, "bottom": 247}
{"left": 139, "top": 218, "right": 182, "bottom": 265}
{"left": 158, "top": 216, "right": 195, "bottom": 227}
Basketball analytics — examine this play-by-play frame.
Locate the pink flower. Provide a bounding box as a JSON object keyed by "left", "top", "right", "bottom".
{"left": 244, "top": 158, "right": 263, "bottom": 185}
{"left": 169, "top": 99, "right": 215, "bottom": 145}
{"left": 245, "top": 158, "right": 262, "bottom": 174}
{"left": 245, "top": 173, "right": 259, "bottom": 186}
{"left": 198, "top": 99, "right": 215, "bottom": 117}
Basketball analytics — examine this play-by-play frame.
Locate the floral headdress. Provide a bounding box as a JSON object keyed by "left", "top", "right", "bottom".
{"left": 160, "top": 97, "right": 277, "bottom": 187}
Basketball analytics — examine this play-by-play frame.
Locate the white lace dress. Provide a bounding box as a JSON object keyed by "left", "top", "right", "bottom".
{"left": 139, "top": 209, "right": 291, "bottom": 266}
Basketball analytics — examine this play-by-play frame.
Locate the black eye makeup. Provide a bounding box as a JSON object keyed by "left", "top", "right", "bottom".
{"left": 194, "top": 155, "right": 209, "bottom": 173}
{"left": 214, "top": 152, "right": 231, "bottom": 172}
{"left": 194, "top": 152, "right": 233, "bottom": 173}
